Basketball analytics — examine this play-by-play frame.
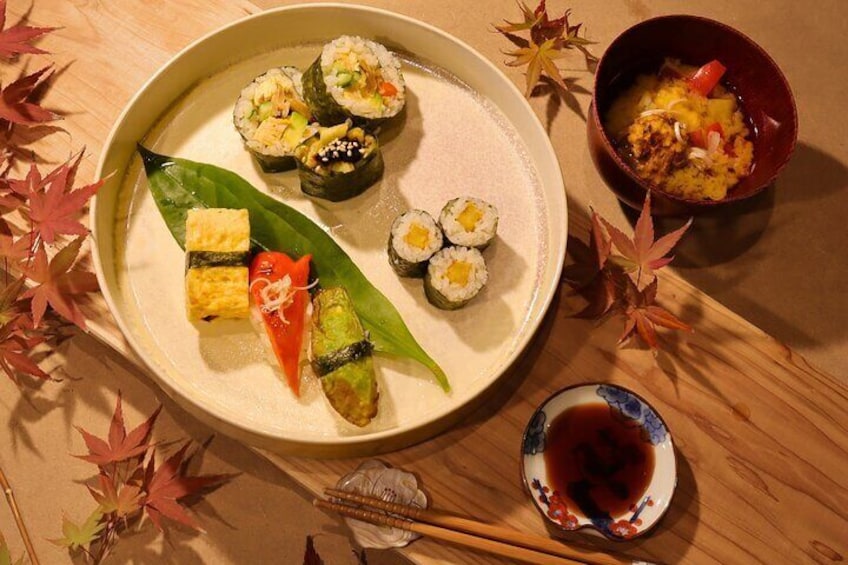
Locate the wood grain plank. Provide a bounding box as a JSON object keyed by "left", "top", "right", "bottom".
{"left": 3, "top": 1, "right": 847, "bottom": 564}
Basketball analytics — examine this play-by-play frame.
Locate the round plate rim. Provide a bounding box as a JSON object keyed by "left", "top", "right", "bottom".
{"left": 90, "top": 2, "right": 568, "bottom": 453}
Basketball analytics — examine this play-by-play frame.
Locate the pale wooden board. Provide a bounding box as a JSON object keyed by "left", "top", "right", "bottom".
{"left": 5, "top": 1, "right": 848, "bottom": 564}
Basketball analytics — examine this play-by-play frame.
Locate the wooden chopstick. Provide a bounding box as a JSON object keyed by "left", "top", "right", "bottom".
{"left": 322, "top": 488, "right": 639, "bottom": 565}
{"left": 314, "top": 497, "right": 584, "bottom": 564}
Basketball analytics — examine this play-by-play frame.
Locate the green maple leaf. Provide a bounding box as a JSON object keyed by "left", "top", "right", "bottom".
{"left": 0, "top": 530, "right": 25, "bottom": 565}
{"left": 50, "top": 509, "right": 105, "bottom": 551}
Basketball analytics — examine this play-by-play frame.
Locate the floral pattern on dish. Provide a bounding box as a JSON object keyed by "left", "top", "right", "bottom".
{"left": 597, "top": 384, "right": 667, "bottom": 444}
{"left": 522, "top": 410, "right": 546, "bottom": 455}
{"left": 530, "top": 479, "right": 579, "bottom": 530}
{"left": 334, "top": 460, "right": 428, "bottom": 549}
{"left": 521, "top": 383, "right": 677, "bottom": 541}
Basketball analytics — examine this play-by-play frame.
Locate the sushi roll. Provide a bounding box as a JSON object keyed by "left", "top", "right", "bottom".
{"left": 302, "top": 36, "right": 405, "bottom": 127}
{"left": 311, "top": 287, "right": 379, "bottom": 427}
{"left": 424, "top": 246, "right": 488, "bottom": 310}
{"left": 233, "top": 67, "right": 317, "bottom": 172}
{"left": 439, "top": 197, "right": 499, "bottom": 249}
{"left": 184, "top": 208, "right": 251, "bottom": 320}
{"left": 387, "top": 210, "right": 444, "bottom": 277}
{"left": 295, "top": 119, "right": 383, "bottom": 201}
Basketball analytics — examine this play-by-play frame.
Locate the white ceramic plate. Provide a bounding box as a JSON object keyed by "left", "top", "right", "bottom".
{"left": 92, "top": 4, "right": 566, "bottom": 457}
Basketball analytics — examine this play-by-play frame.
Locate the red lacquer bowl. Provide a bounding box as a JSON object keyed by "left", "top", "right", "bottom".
{"left": 588, "top": 15, "right": 798, "bottom": 216}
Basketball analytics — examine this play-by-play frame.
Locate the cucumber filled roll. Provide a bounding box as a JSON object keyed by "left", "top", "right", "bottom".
{"left": 439, "top": 197, "right": 499, "bottom": 249}
{"left": 388, "top": 210, "right": 444, "bottom": 277}
{"left": 424, "top": 246, "right": 488, "bottom": 310}
{"left": 295, "top": 120, "right": 383, "bottom": 202}
{"left": 302, "top": 36, "right": 405, "bottom": 126}
{"left": 311, "top": 287, "right": 379, "bottom": 427}
{"left": 233, "top": 67, "right": 316, "bottom": 172}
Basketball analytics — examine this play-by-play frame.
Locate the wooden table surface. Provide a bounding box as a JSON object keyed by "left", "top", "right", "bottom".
{"left": 4, "top": 1, "right": 848, "bottom": 564}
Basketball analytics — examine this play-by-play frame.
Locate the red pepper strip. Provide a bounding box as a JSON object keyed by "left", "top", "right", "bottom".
{"left": 249, "top": 252, "right": 312, "bottom": 397}
{"left": 689, "top": 123, "right": 724, "bottom": 149}
{"left": 378, "top": 81, "right": 398, "bottom": 97}
{"left": 689, "top": 129, "right": 706, "bottom": 149}
{"left": 689, "top": 60, "right": 727, "bottom": 96}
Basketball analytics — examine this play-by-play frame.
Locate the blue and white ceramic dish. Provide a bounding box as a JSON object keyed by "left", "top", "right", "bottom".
{"left": 521, "top": 383, "right": 677, "bottom": 540}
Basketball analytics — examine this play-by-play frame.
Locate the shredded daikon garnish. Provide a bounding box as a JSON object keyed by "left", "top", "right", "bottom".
{"left": 674, "top": 121, "right": 685, "bottom": 144}
{"left": 707, "top": 130, "right": 722, "bottom": 154}
{"left": 688, "top": 147, "right": 713, "bottom": 166}
{"left": 639, "top": 108, "right": 674, "bottom": 118}
{"left": 250, "top": 276, "right": 319, "bottom": 324}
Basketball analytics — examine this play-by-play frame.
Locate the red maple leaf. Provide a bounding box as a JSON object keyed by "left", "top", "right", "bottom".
{"left": 303, "top": 535, "right": 325, "bottom": 565}
{"left": 619, "top": 278, "right": 692, "bottom": 349}
{"left": 142, "top": 441, "right": 233, "bottom": 531}
{"left": 0, "top": 146, "right": 11, "bottom": 177}
{"left": 87, "top": 473, "right": 143, "bottom": 518}
{"left": 0, "top": 65, "right": 59, "bottom": 126}
{"left": 599, "top": 194, "right": 692, "bottom": 282}
{"left": 75, "top": 392, "right": 161, "bottom": 467}
{"left": 21, "top": 236, "right": 99, "bottom": 329}
{"left": 0, "top": 0, "right": 56, "bottom": 59}
{"left": 563, "top": 211, "right": 617, "bottom": 319}
{"left": 25, "top": 152, "right": 102, "bottom": 244}
{"left": 0, "top": 320, "right": 48, "bottom": 382}
{"left": 0, "top": 218, "right": 30, "bottom": 260}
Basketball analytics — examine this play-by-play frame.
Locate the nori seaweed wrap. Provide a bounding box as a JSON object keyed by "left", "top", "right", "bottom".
{"left": 424, "top": 246, "right": 488, "bottom": 310}
{"left": 387, "top": 210, "right": 444, "bottom": 277}
{"left": 302, "top": 36, "right": 405, "bottom": 127}
{"left": 233, "top": 67, "right": 317, "bottom": 172}
{"left": 310, "top": 287, "right": 379, "bottom": 427}
{"left": 295, "top": 120, "right": 383, "bottom": 202}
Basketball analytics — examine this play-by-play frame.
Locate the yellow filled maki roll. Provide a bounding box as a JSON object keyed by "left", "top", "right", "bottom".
{"left": 184, "top": 208, "right": 251, "bottom": 320}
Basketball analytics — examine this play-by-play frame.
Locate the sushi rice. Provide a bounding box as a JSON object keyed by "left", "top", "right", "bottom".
{"left": 303, "top": 36, "right": 405, "bottom": 126}
{"left": 388, "top": 210, "right": 444, "bottom": 277}
{"left": 295, "top": 119, "right": 384, "bottom": 201}
{"left": 439, "top": 197, "right": 499, "bottom": 249}
{"left": 424, "top": 246, "right": 488, "bottom": 310}
{"left": 233, "top": 67, "right": 317, "bottom": 172}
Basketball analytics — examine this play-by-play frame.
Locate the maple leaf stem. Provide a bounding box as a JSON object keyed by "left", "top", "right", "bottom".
{"left": 0, "top": 462, "right": 41, "bottom": 565}
{"left": 92, "top": 521, "right": 116, "bottom": 564}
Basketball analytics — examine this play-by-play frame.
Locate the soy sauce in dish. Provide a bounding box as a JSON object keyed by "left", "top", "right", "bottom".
{"left": 544, "top": 403, "right": 654, "bottom": 519}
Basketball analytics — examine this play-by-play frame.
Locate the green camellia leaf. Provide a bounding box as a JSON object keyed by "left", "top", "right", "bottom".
{"left": 137, "top": 145, "right": 449, "bottom": 392}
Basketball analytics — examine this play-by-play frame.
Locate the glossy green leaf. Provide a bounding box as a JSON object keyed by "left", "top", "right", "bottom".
{"left": 138, "top": 145, "right": 449, "bottom": 392}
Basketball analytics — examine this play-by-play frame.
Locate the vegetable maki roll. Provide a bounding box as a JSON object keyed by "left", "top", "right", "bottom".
{"left": 184, "top": 208, "right": 251, "bottom": 320}
{"left": 311, "top": 287, "right": 379, "bottom": 427}
{"left": 302, "top": 36, "right": 405, "bottom": 127}
{"left": 295, "top": 120, "right": 383, "bottom": 202}
{"left": 424, "top": 246, "right": 488, "bottom": 310}
{"left": 388, "top": 210, "right": 444, "bottom": 277}
{"left": 233, "top": 67, "right": 317, "bottom": 172}
{"left": 439, "top": 197, "right": 499, "bottom": 249}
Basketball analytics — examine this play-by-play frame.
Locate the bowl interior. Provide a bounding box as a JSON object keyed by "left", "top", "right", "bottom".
{"left": 521, "top": 384, "right": 677, "bottom": 540}
{"left": 594, "top": 15, "right": 797, "bottom": 203}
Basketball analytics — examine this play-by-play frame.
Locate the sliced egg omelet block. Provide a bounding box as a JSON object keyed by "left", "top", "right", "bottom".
{"left": 184, "top": 208, "right": 250, "bottom": 320}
